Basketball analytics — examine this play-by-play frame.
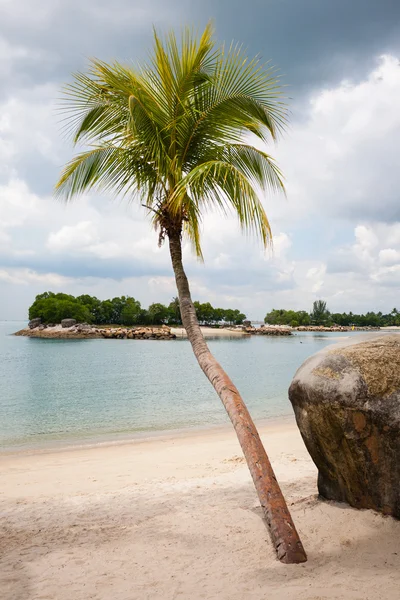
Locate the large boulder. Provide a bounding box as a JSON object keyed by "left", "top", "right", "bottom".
{"left": 61, "top": 318, "right": 77, "bottom": 328}
{"left": 289, "top": 335, "right": 400, "bottom": 518}
{"left": 28, "top": 318, "right": 41, "bottom": 329}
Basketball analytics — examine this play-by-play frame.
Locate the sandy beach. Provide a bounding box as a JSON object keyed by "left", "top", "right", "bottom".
{"left": 1, "top": 419, "right": 399, "bottom": 600}
{"left": 171, "top": 326, "right": 249, "bottom": 337}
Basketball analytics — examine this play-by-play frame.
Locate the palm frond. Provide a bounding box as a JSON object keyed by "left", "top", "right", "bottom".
{"left": 169, "top": 158, "right": 273, "bottom": 248}
{"left": 55, "top": 145, "right": 159, "bottom": 203}
{"left": 55, "top": 22, "right": 288, "bottom": 257}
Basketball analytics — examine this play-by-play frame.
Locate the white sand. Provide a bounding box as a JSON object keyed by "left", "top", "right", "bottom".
{"left": 1, "top": 420, "right": 399, "bottom": 599}
{"left": 171, "top": 326, "right": 249, "bottom": 337}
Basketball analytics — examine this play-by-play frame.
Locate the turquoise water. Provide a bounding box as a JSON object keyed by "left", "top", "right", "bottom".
{"left": 0, "top": 321, "right": 357, "bottom": 450}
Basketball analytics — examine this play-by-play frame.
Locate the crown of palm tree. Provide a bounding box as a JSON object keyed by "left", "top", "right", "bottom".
{"left": 56, "top": 23, "right": 286, "bottom": 259}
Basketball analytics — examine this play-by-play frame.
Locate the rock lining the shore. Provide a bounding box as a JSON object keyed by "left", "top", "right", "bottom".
{"left": 243, "top": 325, "right": 292, "bottom": 336}
{"left": 294, "top": 325, "right": 380, "bottom": 332}
{"left": 19, "top": 320, "right": 291, "bottom": 338}
{"left": 14, "top": 323, "right": 177, "bottom": 340}
{"left": 99, "top": 326, "right": 176, "bottom": 340}
{"left": 28, "top": 318, "right": 41, "bottom": 329}
{"left": 61, "top": 318, "right": 77, "bottom": 328}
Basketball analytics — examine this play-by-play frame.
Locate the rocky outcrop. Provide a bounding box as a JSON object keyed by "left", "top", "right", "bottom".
{"left": 61, "top": 318, "right": 77, "bottom": 328}
{"left": 289, "top": 335, "right": 400, "bottom": 518}
{"left": 99, "top": 325, "right": 176, "bottom": 340}
{"left": 75, "top": 323, "right": 92, "bottom": 331}
{"left": 14, "top": 324, "right": 177, "bottom": 340}
{"left": 295, "top": 326, "right": 380, "bottom": 332}
{"left": 243, "top": 325, "right": 292, "bottom": 336}
{"left": 28, "top": 318, "right": 41, "bottom": 329}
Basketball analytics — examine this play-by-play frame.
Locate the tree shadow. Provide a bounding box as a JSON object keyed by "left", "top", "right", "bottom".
{"left": 0, "top": 562, "right": 32, "bottom": 600}
{"left": 252, "top": 494, "right": 400, "bottom": 586}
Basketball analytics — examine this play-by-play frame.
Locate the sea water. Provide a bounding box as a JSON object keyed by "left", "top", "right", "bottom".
{"left": 0, "top": 321, "right": 359, "bottom": 450}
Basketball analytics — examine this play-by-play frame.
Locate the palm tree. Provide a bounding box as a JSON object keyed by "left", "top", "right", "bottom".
{"left": 311, "top": 300, "right": 330, "bottom": 326}
{"left": 168, "top": 296, "right": 182, "bottom": 324}
{"left": 55, "top": 24, "right": 306, "bottom": 563}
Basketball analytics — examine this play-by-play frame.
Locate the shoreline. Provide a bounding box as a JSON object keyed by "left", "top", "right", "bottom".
{"left": 13, "top": 324, "right": 250, "bottom": 339}
{"left": 172, "top": 325, "right": 249, "bottom": 337}
{"left": 1, "top": 417, "right": 399, "bottom": 599}
{"left": 13, "top": 323, "right": 392, "bottom": 340}
{"left": 0, "top": 413, "right": 295, "bottom": 456}
{"left": 1, "top": 418, "right": 299, "bottom": 465}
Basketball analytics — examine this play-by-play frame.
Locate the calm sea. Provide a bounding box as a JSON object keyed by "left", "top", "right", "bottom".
{"left": 0, "top": 321, "right": 359, "bottom": 450}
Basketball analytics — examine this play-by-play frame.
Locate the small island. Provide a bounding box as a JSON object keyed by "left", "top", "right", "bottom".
{"left": 14, "top": 293, "right": 389, "bottom": 340}
{"left": 13, "top": 291, "right": 297, "bottom": 339}
{"left": 14, "top": 318, "right": 294, "bottom": 339}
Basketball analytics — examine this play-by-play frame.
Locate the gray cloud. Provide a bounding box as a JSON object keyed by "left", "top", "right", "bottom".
{"left": 0, "top": 252, "right": 169, "bottom": 280}
{"left": 0, "top": 0, "right": 187, "bottom": 94}
{"left": 326, "top": 252, "right": 369, "bottom": 276}
{"left": 2, "top": 0, "right": 400, "bottom": 96}
{"left": 2, "top": 0, "right": 400, "bottom": 193}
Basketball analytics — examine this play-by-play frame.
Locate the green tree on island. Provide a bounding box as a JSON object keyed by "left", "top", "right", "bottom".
{"left": 265, "top": 308, "right": 311, "bottom": 327}
{"left": 29, "top": 291, "right": 245, "bottom": 326}
{"left": 168, "top": 296, "right": 182, "bottom": 324}
{"left": 55, "top": 24, "right": 306, "bottom": 562}
{"left": 311, "top": 300, "right": 330, "bottom": 325}
{"left": 265, "top": 305, "right": 400, "bottom": 328}
{"left": 29, "top": 292, "right": 92, "bottom": 324}
{"left": 120, "top": 297, "right": 142, "bottom": 325}
{"left": 147, "top": 302, "right": 170, "bottom": 324}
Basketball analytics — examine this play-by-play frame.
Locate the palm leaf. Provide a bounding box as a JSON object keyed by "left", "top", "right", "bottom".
{"left": 56, "top": 22, "right": 288, "bottom": 257}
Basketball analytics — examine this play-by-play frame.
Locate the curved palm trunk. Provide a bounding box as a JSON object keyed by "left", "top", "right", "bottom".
{"left": 168, "top": 232, "right": 307, "bottom": 564}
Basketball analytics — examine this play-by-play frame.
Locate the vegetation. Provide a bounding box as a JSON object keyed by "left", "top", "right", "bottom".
{"left": 264, "top": 309, "right": 311, "bottom": 328}
{"left": 28, "top": 292, "right": 92, "bottom": 325}
{"left": 55, "top": 25, "right": 306, "bottom": 562}
{"left": 29, "top": 292, "right": 246, "bottom": 326}
{"left": 265, "top": 301, "right": 399, "bottom": 327}
{"left": 193, "top": 302, "right": 245, "bottom": 326}
{"left": 311, "top": 300, "right": 330, "bottom": 325}
{"left": 330, "top": 309, "right": 400, "bottom": 328}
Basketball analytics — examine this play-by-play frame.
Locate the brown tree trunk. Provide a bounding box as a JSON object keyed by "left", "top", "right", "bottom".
{"left": 168, "top": 231, "right": 307, "bottom": 564}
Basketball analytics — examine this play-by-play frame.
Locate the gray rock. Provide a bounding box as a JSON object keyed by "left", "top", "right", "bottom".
{"left": 289, "top": 335, "right": 400, "bottom": 518}
{"left": 61, "top": 319, "right": 77, "bottom": 328}
{"left": 28, "top": 318, "right": 41, "bottom": 329}
{"left": 77, "top": 323, "right": 92, "bottom": 332}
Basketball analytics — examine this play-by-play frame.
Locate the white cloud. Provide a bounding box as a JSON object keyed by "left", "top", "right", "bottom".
{"left": 271, "top": 54, "right": 400, "bottom": 225}
{"left": 0, "top": 177, "right": 43, "bottom": 228}
{"left": 326, "top": 223, "right": 400, "bottom": 297}
{"left": 0, "top": 268, "right": 72, "bottom": 286}
{"left": 274, "top": 232, "right": 291, "bottom": 255}
{"left": 47, "top": 221, "right": 99, "bottom": 251}
{"left": 306, "top": 264, "right": 326, "bottom": 293}
{"left": 379, "top": 248, "right": 400, "bottom": 265}
{"left": 354, "top": 225, "right": 378, "bottom": 251}
{"left": 46, "top": 214, "right": 169, "bottom": 267}
{"left": 0, "top": 84, "right": 61, "bottom": 172}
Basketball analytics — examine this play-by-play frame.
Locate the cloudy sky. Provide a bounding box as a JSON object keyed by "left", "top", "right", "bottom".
{"left": 1, "top": 0, "right": 400, "bottom": 320}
